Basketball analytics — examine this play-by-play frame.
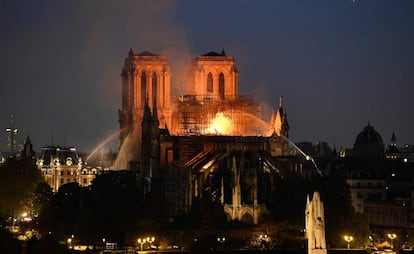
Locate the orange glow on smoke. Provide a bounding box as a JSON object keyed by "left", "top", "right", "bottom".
{"left": 208, "top": 112, "right": 232, "bottom": 135}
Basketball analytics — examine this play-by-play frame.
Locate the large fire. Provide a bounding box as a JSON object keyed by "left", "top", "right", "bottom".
{"left": 207, "top": 112, "right": 233, "bottom": 135}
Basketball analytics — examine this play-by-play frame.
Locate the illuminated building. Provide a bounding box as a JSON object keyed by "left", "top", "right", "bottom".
{"left": 5, "top": 114, "right": 18, "bottom": 154}
{"left": 171, "top": 50, "right": 273, "bottom": 136}
{"left": 119, "top": 49, "right": 300, "bottom": 224}
{"left": 119, "top": 49, "right": 289, "bottom": 158}
{"left": 118, "top": 49, "right": 171, "bottom": 147}
{"left": 37, "top": 146, "right": 100, "bottom": 192}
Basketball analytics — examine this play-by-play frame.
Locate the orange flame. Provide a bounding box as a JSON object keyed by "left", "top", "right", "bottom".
{"left": 207, "top": 112, "right": 232, "bottom": 135}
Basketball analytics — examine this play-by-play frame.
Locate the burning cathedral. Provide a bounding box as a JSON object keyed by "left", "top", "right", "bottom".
{"left": 116, "top": 49, "right": 306, "bottom": 224}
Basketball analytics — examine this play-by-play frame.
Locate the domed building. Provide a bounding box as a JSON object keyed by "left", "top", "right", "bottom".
{"left": 347, "top": 123, "right": 387, "bottom": 214}
{"left": 353, "top": 123, "right": 385, "bottom": 159}
{"left": 351, "top": 123, "right": 386, "bottom": 178}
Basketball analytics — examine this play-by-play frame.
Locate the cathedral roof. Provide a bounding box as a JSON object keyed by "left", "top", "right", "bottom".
{"left": 137, "top": 50, "right": 159, "bottom": 56}
{"left": 202, "top": 50, "right": 226, "bottom": 57}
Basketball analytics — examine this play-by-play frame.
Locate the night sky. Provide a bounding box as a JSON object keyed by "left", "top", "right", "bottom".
{"left": 1, "top": 0, "right": 413, "bottom": 154}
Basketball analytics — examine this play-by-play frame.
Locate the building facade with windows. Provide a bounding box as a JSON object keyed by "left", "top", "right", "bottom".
{"left": 37, "top": 146, "right": 100, "bottom": 191}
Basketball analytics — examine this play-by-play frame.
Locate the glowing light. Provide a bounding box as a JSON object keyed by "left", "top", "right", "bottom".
{"left": 137, "top": 238, "right": 146, "bottom": 251}
{"left": 344, "top": 235, "right": 353, "bottom": 249}
{"left": 388, "top": 233, "right": 397, "bottom": 249}
{"left": 208, "top": 112, "right": 232, "bottom": 135}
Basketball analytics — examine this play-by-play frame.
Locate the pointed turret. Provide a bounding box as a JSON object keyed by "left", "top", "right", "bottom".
{"left": 281, "top": 109, "right": 289, "bottom": 138}
{"left": 387, "top": 131, "right": 398, "bottom": 153}
{"left": 390, "top": 131, "right": 397, "bottom": 147}
{"left": 128, "top": 47, "right": 134, "bottom": 57}
{"left": 269, "top": 96, "right": 289, "bottom": 137}
{"left": 21, "top": 136, "right": 34, "bottom": 158}
{"left": 152, "top": 95, "right": 160, "bottom": 128}
{"left": 142, "top": 95, "right": 152, "bottom": 128}
{"left": 231, "top": 155, "right": 241, "bottom": 215}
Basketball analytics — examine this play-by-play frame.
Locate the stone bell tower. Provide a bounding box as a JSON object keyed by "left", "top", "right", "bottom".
{"left": 119, "top": 49, "right": 171, "bottom": 147}
{"left": 188, "top": 49, "right": 238, "bottom": 99}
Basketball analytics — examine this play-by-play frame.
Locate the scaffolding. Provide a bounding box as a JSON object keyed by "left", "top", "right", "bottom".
{"left": 171, "top": 95, "right": 265, "bottom": 136}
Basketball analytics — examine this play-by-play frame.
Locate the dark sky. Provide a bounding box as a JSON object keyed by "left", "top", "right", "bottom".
{"left": 1, "top": 0, "right": 413, "bottom": 154}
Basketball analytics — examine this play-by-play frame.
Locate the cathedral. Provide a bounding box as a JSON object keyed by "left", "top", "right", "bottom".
{"left": 117, "top": 49, "right": 303, "bottom": 224}
{"left": 118, "top": 49, "right": 289, "bottom": 156}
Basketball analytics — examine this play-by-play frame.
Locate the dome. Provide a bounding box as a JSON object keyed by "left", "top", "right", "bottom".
{"left": 355, "top": 123, "right": 383, "bottom": 146}
{"left": 353, "top": 123, "right": 384, "bottom": 158}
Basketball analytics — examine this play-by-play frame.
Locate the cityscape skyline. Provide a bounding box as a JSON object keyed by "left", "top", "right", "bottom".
{"left": 1, "top": 0, "right": 413, "bottom": 153}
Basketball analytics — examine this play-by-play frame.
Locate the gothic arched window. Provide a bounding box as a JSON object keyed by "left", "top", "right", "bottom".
{"left": 207, "top": 73, "right": 213, "bottom": 93}
{"left": 219, "top": 73, "right": 225, "bottom": 99}
{"left": 141, "top": 72, "right": 147, "bottom": 107}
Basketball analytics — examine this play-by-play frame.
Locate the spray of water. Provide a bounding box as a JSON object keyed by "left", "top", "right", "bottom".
{"left": 279, "top": 134, "right": 323, "bottom": 176}
{"left": 86, "top": 129, "right": 122, "bottom": 162}
{"left": 112, "top": 131, "right": 141, "bottom": 170}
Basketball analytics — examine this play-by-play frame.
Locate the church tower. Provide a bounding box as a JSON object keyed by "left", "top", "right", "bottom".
{"left": 21, "top": 136, "right": 35, "bottom": 158}
{"left": 268, "top": 96, "right": 289, "bottom": 137}
{"left": 119, "top": 49, "right": 171, "bottom": 147}
{"left": 188, "top": 50, "right": 238, "bottom": 99}
{"left": 268, "top": 96, "right": 290, "bottom": 156}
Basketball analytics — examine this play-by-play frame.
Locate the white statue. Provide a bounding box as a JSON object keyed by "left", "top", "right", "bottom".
{"left": 305, "top": 192, "right": 327, "bottom": 254}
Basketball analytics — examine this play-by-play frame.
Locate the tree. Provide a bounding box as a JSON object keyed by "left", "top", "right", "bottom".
{"left": 36, "top": 182, "right": 82, "bottom": 236}
{"left": 76, "top": 170, "right": 143, "bottom": 245}
{"left": 33, "top": 182, "right": 53, "bottom": 216}
{"left": 0, "top": 156, "right": 42, "bottom": 216}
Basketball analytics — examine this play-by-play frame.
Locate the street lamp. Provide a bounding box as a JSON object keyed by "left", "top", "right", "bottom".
{"left": 67, "top": 238, "right": 72, "bottom": 249}
{"left": 344, "top": 235, "right": 353, "bottom": 249}
{"left": 387, "top": 233, "right": 397, "bottom": 249}
{"left": 147, "top": 236, "right": 155, "bottom": 249}
{"left": 258, "top": 234, "right": 269, "bottom": 249}
{"left": 67, "top": 234, "right": 74, "bottom": 249}
{"left": 137, "top": 238, "right": 146, "bottom": 251}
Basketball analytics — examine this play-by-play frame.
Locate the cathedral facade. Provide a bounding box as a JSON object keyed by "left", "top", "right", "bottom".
{"left": 119, "top": 49, "right": 289, "bottom": 143}
{"left": 118, "top": 49, "right": 172, "bottom": 147}
{"left": 118, "top": 49, "right": 297, "bottom": 223}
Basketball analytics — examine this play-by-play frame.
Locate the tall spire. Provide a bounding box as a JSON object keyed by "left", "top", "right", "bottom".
{"left": 22, "top": 136, "right": 34, "bottom": 158}
{"left": 152, "top": 94, "right": 159, "bottom": 127}
{"left": 391, "top": 131, "right": 397, "bottom": 145}
{"left": 281, "top": 109, "right": 289, "bottom": 137}
{"left": 388, "top": 131, "right": 398, "bottom": 152}
{"left": 273, "top": 96, "right": 286, "bottom": 136}
{"left": 142, "top": 94, "right": 152, "bottom": 126}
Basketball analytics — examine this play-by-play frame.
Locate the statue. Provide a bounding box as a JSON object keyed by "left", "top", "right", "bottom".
{"left": 305, "top": 192, "right": 327, "bottom": 254}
